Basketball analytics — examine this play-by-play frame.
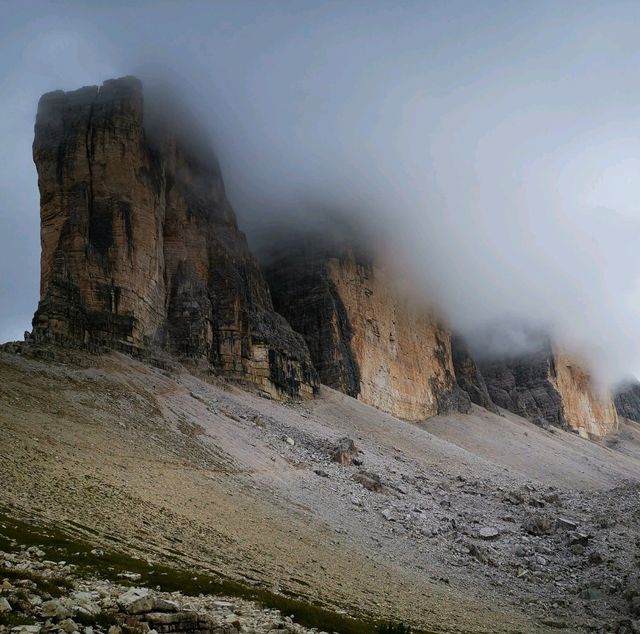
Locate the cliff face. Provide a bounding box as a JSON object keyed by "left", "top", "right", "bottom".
{"left": 552, "top": 352, "right": 619, "bottom": 437}
{"left": 480, "top": 349, "right": 565, "bottom": 426}
{"left": 28, "top": 75, "right": 623, "bottom": 432}
{"left": 480, "top": 344, "right": 618, "bottom": 437}
{"left": 31, "top": 77, "right": 317, "bottom": 399}
{"left": 450, "top": 335, "right": 498, "bottom": 413}
{"left": 33, "top": 79, "right": 166, "bottom": 350}
{"left": 614, "top": 382, "right": 640, "bottom": 423}
{"left": 265, "top": 244, "right": 470, "bottom": 420}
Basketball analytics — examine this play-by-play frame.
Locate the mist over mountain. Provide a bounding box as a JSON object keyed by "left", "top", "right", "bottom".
{"left": 2, "top": 1, "right": 640, "bottom": 387}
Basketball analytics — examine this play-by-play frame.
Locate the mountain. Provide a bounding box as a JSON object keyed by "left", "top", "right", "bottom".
{"left": 28, "top": 75, "right": 624, "bottom": 438}
{"left": 614, "top": 381, "right": 640, "bottom": 423}
{"left": 479, "top": 343, "right": 618, "bottom": 438}
{"left": 450, "top": 335, "right": 499, "bottom": 413}
{"left": 1, "top": 74, "right": 640, "bottom": 634}
{"left": 263, "top": 238, "right": 470, "bottom": 421}
{"left": 30, "top": 77, "right": 317, "bottom": 399}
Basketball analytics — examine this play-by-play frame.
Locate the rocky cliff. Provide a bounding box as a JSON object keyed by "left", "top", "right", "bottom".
{"left": 31, "top": 76, "right": 317, "bottom": 398}
{"left": 614, "top": 381, "right": 640, "bottom": 423}
{"left": 27, "top": 75, "right": 624, "bottom": 433}
{"left": 451, "top": 335, "right": 498, "bottom": 413}
{"left": 264, "top": 241, "right": 470, "bottom": 420}
{"left": 480, "top": 343, "right": 618, "bottom": 438}
{"left": 552, "top": 351, "right": 619, "bottom": 437}
{"left": 480, "top": 348, "right": 565, "bottom": 427}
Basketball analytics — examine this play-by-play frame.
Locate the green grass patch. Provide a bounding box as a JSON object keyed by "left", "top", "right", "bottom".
{"left": 0, "top": 566, "right": 74, "bottom": 598}
{"left": 0, "top": 508, "right": 432, "bottom": 634}
{"left": 0, "top": 611, "right": 36, "bottom": 628}
{"left": 73, "top": 611, "right": 120, "bottom": 629}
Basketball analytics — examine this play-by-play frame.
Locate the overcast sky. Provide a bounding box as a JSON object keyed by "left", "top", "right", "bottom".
{"left": 2, "top": 1, "right": 640, "bottom": 387}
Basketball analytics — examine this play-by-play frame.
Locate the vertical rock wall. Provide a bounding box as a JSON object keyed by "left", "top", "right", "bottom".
{"left": 551, "top": 352, "right": 619, "bottom": 437}
{"left": 27, "top": 75, "right": 623, "bottom": 431}
{"left": 265, "top": 244, "right": 470, "bottom": 420}
{"left": 33, "top": 79, "right": 167, "bottom": 350}
{"left": 451, "top": 336, "right": 498, "bottom": 413}
{"left": 614, "top": 382, "right": 640, "bottom": 423}
{"left": 480, "top": 348, "right": 566, "bottom": 427}
{"left": 31, "top": 77, "right": 318, "bottom": 399}
{"left": 480, "top": 344, "right": 618, "bottom": 437}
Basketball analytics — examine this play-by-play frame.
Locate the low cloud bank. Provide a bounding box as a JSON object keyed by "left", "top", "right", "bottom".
{"left": 2, "top": 2, "right": 640, "bottom": 387}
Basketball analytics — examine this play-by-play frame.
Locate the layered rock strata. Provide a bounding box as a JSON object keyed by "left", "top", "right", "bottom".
{"left": 31, "top": 76, "right": 317, "bottom": 398}
{"left": 480, "top": 344, "right": 618, "bottom": 438}
{"left": 264, "top": 241, "right": 470, "bottom": 420}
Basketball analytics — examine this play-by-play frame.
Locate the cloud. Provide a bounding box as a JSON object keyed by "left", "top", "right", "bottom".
{"left": 1, "top": 1, "right": 640, "bottom": 388}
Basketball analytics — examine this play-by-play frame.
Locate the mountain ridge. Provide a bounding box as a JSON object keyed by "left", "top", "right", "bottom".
{"left": 27, "top": 74, "right": 631, "bottom": 436}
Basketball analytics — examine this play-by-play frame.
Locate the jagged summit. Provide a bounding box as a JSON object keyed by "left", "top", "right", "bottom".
{"left": 31, "top": 76, "right": 317, "bottom": 398}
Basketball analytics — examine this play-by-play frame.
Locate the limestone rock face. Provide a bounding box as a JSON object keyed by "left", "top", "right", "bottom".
{"left": 31, "top": 77, "right": 317, "bottom": 399}
{"left": 614, "top": 382, "right": 640, "bottom": 422}
{"left": 265, "top": 243, "right": 470, "bottom": 420}
{"left": 451, "top": 335, "right": 498, "bottom": 413}
{"left": 33, "top": 78, "right": 166, "bottom": 350}
{"left": 552, "top": 351, "right": 618, "bottom": 437}
{"left": 480, "top": 344, "right": 618, "bottom": 437}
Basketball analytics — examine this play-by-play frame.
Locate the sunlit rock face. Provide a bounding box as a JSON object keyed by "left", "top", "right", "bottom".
{"left": 264, "top": 241, "right": 470, "bottom": 420}
{"left": 552, "top": 352, "right": 619, "bottom": 438}
{"left": 480, "top": 343, "right": 618, "bottom": 438}
{"left": 31, "top": 76, "right": 317, "bottom": 399}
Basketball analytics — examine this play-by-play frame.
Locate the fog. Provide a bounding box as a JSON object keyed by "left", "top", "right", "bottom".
{"left": 1, "top": 1, "right": 640, "bottom": 387}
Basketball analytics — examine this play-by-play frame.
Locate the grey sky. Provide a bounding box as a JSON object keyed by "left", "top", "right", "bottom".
{"left": 2, "top": 1, "right": 640, "bottom": 386}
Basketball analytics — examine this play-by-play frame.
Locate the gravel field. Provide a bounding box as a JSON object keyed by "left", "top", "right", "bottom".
{"left": 1, "top": 347, "right": 639, "bottom": 634}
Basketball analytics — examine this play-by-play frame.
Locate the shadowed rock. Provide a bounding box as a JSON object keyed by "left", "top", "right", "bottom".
{"left": 451, "top": 335, "right": 498, "bottom": 413}
{"left": 479, "top": 341, "right": 618, "bottom": 437}
{"left": 614, "top": 381, "right": 640, "bottom": 423}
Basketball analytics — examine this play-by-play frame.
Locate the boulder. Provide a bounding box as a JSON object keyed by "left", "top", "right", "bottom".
{"left": 118, "top": 588, "right": 150, "bottom": 611}
{"left": 40, "top": 598, "right": 73, "bottom": 619}
{"left": 353, "top": 471, "right": 383, "bottom": 493}
{"left": 522, "top": 515, "right": 555, "bottom": 536}
{"left": 331, "top": 438, "right": 358, "bottom": 465}
{"left": 478, "top": 526, "right": 500, "bottom": 540}
{"left": 118, "top": 589, "right": 179, "bottom": 615}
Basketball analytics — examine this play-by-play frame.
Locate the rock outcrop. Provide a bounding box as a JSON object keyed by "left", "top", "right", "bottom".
{"left": 480, "top": 343, "right": 618, "bottom": 437}
{"left": 31, "top": 76, "right": 317, "bottom": 398}
{"left": 614, "top": 381, "right": 640, "bottom": 423}
{"left": 264, "top": 240, "right": 470, "bottom": 420}
{"left": 451, "top": 335, "right": 498, "bottom": 413}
